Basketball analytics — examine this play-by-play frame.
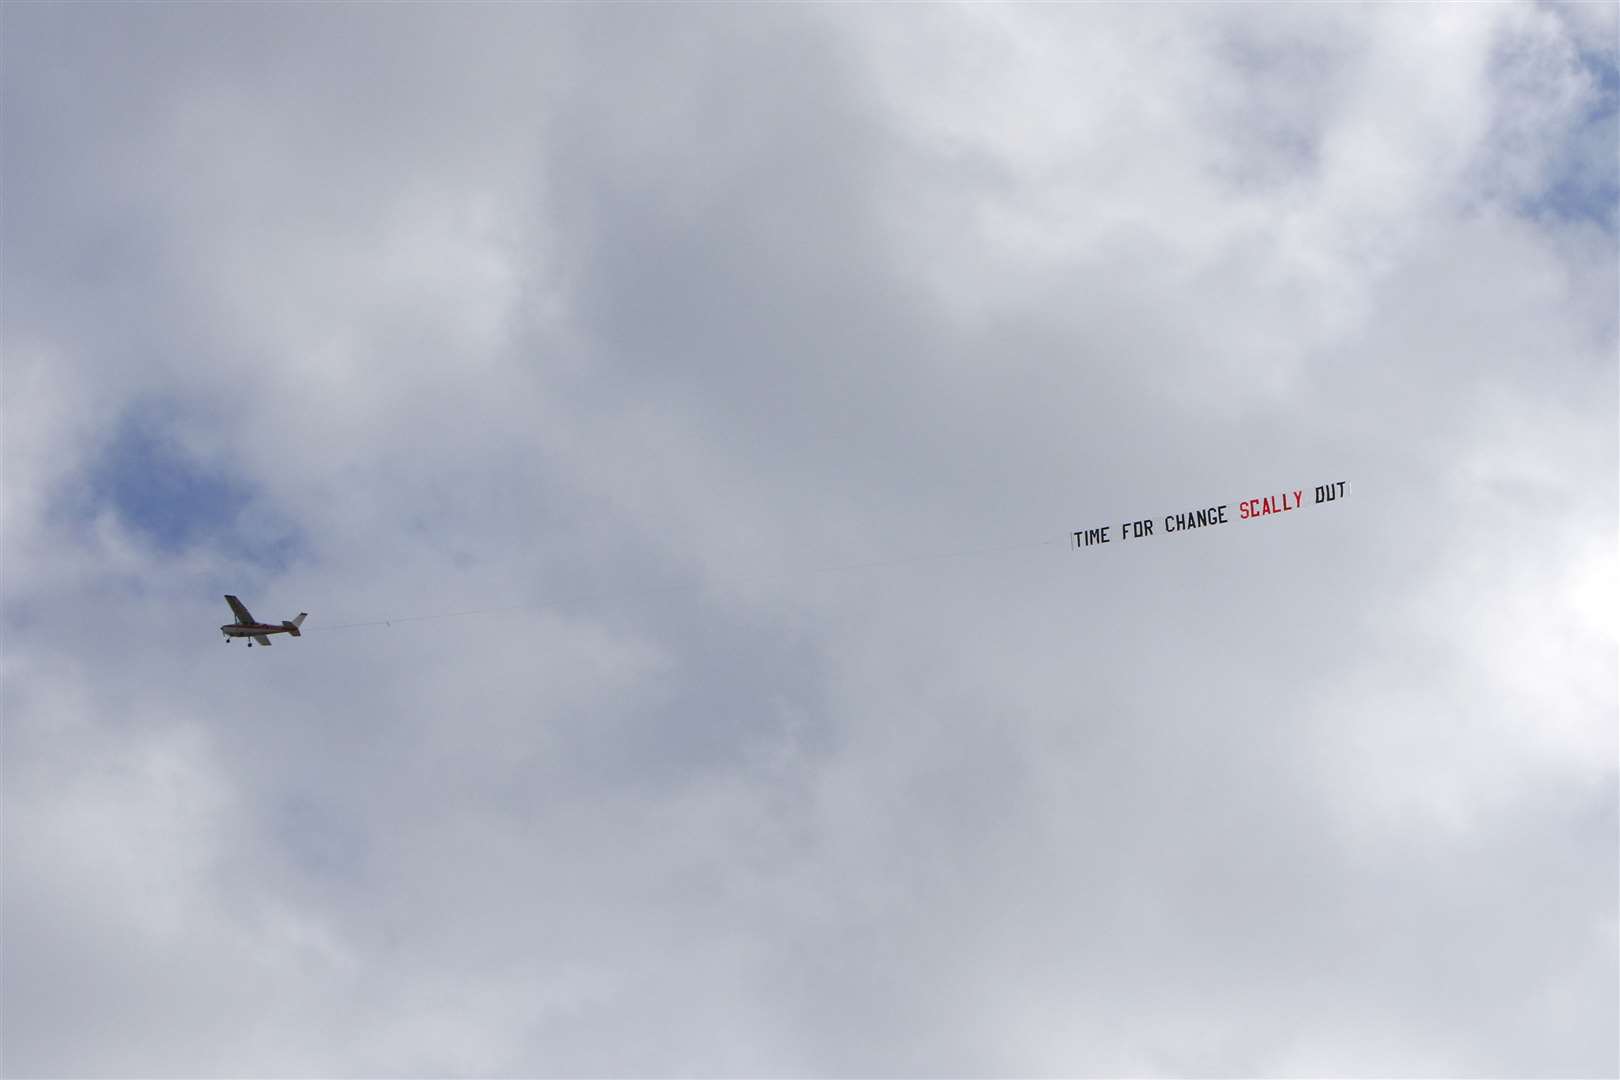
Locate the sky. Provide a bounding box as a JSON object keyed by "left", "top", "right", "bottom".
{"left": 2, "top": 4, "right": 1616, "bottom": 1077}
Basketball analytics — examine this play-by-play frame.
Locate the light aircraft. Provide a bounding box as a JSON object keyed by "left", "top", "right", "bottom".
{"left": 221, "top": 595, "right": 307, "bottom": 647}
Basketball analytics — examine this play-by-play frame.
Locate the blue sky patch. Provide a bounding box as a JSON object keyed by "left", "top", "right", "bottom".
{"left": 82, "top": 404, "right": 305, "bottom": 570}
{"left": 1522, "top": 48, "right": 1620, "bottom": 230}
{"left": 88, "top": 407, "right": 247, "bottom": 551}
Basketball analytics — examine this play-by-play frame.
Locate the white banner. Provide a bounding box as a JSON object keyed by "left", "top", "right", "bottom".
{"left": 1073, "top": 481, "right": 1351, "bottom": 549}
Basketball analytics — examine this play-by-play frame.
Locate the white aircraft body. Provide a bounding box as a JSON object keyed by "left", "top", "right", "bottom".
{"left": 221, "top": 595, "right": 307, "bottom": 646}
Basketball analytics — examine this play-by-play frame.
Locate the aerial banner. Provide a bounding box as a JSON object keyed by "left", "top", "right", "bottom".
{"left": 1072, "top": 481, "right": 1350, "bottom": 550}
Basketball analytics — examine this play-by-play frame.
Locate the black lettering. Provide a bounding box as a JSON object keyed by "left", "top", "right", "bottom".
{"left": 1216, "top": 504, "right": 1228, "bottom": 524}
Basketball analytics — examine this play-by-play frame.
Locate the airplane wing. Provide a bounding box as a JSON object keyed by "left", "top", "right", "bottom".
{"left": 225, "top": 595, "right": 255, "bottom": 625}
{"left": 253, "top": 634, "right": 273, "bottom": 647}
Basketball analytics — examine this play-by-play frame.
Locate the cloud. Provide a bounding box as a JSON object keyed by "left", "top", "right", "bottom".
{"left": 3, "top": 4, "right": 1614, "bottom": 1076}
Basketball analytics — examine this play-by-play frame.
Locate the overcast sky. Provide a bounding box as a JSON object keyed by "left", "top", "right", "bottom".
{"left": 3, "top": 4, "right": 1616, "bottom": 1077}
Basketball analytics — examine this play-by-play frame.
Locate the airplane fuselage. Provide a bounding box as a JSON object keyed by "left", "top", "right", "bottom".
{"left": 221, "top": 622, "right": 299, "bottom": 639}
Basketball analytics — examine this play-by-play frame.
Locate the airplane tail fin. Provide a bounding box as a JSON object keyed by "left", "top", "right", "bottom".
{"left": 284, "top": 613, "right": 307, "bottom": 637}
